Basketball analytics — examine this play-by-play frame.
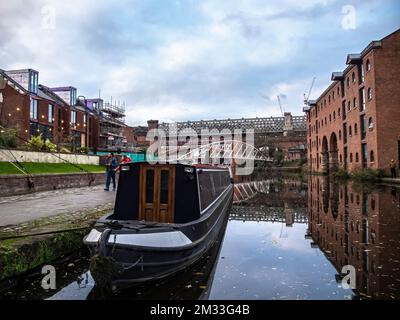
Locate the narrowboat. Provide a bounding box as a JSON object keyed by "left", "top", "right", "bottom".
{"left": 84, "top": 162, "right": 233, "bottom": 288}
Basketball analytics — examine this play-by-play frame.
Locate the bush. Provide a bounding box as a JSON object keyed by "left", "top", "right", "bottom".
{"left": 79, "top": 147, "right": 88, "bottom": 154}
{"left": 0, "top": 128, "right": 18, "bottom": 148}
{"left": 26, "top": 135, "right": 44, "bottom": 151}
{"left": 44, "top": 139, "right": 57, "bottom": 152}
{"left": 332, "top": 167, "right": 350, "bottom": 179}
{"left": 350, "top": 168, "right": 384, "bottom": 182}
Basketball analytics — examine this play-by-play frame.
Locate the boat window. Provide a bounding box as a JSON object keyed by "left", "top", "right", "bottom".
{"left": 160, "top": 170, "right": 169, "bottom": 204}
{"left": 145, "top": 169, "right": 154, "bottom": 203}
{"left": 198, "top": 170, "right": 230, "bottom": 212}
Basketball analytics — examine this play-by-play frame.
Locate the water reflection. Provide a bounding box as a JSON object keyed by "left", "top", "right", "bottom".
{"left": 308, "top": 176, "right": 400, "bottom": 299}
{"left": 1, "top": 175, "right": 399, "bottom": 300}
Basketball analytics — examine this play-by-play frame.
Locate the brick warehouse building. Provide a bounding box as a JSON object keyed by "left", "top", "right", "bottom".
{"left": 0, "top": 69, "right": 100, "bottom": 151}
{"left": 304, "top": 29, "right": 400, "bottom": 175}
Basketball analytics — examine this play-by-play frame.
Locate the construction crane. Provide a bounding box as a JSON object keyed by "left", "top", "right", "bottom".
{"left": 277, "top": 95, "right": 284, "bottom": 116}
{"left": 304, "top": 77, "right": 316, "bottom": 105}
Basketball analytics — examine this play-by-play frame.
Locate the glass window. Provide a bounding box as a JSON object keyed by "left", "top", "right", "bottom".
{"left": 356, "top": 152, "right": 359, "bottom": 162}
{"left": 71, "top": 111, "right": 76, "bottom": 127}
{"left": 362, "top": 144, "right": 368, "bottom": 163}
{"left": 353, "top": 97, "right": 357, "bottom": 109}
{"left": 361, "top": 115, "right": 366, "bottom": 139}
{"left": 145, "top": 169, "right": 154, "bottom": 203}
{"left": 370, "top": 150, "right": 374, "bottom": 162}
{"left": 48, "top": 104, "right": 54, "bottom": 123}
{"left": 359, "top": 63, "right": 364, "bottom": 83}
{"left": 366, "top": 59, "right": 371, "bottom": 71}
{"left": 367, "top": 88, "right": 372, "bottom": 100}
{"left": 348, "top": 101, "right": 351, "bottom": 111}
{"left": 368, "top": 117, "right": 373, "bottom": 129}
{"left": 359, "top": 88, "right": 365, "bottom": 111}
{"left": 354, "top": 123, "right": 358, "bottom": 135}
{"left": 160, "top": 170, "right": 169, "bottom": 204}
{"left": 30, "top": 98, "right": 38, "bottom": 119}
{"left": 352, "top": 72, "right": 355, "bottom": 83}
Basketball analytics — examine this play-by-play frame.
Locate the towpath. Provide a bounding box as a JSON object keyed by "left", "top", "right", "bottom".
{"left": 0, "top": 185, "right": 116, "bottom": 227}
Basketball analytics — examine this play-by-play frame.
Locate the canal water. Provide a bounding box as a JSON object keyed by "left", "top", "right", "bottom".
{"left": 1, "top": 175, "right": 400, "bottom": 300}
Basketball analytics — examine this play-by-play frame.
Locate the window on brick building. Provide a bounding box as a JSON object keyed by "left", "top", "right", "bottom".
{"left": 360, "top": 88, "right": 365, "bottom": 111}
{"left": 361, "top": 115, "right": 366, "bottom": 139}
{"left": 349, "top": 125, "right": 352, "bottom": 136}
{"left": 338, "top": 108, "right": 341, "bottom": 117}
{"left": 352, "top": 72, "right": 355, "bottom": 83}
{"left": 30, "top": 98, "right": 38, "bottom": 120}
{"left": 354, "top": 123, "right": 358, "bottom": 135}
{"left": 353, "top": 97, "right": 357, "bottom": 109}
{"left": 367, "top": 88, "right": 372, "bottom": 100}
{"left": 347, "top": 77, "right": 350, "bottom": 87}
{"left": 48, "top": 104, "right": 54, "bottom": 123}
{"left": 356, "top": 152, "right": 359, "bottom": 162}
{"left": 368, "top": 117, "right": 373, "bottom": 129}
{"left": 359, "top": 63, "right": 365, "bottom": 83}
{"left": 339, "top": 130, "right": 342, "bottom": 140}
{"left": 340, "top": 154, "right": 342, "bottom": 162}
{"left": 337, "top": 87, "right": 340, "bottom": 96}
{"left": 370, "top": 150, "right": 374, "bottom": 162}
{"left": 348, "top": 101, "right": 351, "bottom": 111}
{"left": 366, "top": 59, "right": 371, "bottom": 71}
{"left": 333, "top": 111, "right": 336, "bottom": 120}
{"left": 71, "top": 110, "right": 77, "bottom": 127}
{"left": 350, "top": 153, "right": 353, "bottom": 162}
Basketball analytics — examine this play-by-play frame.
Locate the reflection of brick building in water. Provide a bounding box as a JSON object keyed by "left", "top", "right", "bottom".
{"left": 307, "top": 175, "right": 400, "bottom": 299}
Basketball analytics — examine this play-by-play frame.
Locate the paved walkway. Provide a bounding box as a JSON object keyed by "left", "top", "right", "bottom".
{"left": 0, "top": 185, "right": 116, "bottom": 227}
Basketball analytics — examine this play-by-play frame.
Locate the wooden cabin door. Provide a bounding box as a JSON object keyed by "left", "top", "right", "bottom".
{"left": 139, "top": 165, "right": 175, "bottom": 223}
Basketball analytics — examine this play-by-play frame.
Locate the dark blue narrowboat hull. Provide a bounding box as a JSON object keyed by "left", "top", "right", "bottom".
{"left": 84, "top": 184, "right": 233, "bottom": 288}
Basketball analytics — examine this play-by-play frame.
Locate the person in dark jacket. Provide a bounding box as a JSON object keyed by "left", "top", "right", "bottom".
{"left": 104, "top": 153, "right": 118, "bottom": 191}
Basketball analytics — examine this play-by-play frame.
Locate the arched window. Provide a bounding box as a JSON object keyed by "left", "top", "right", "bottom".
{"left": 347, "top": 77, "right": 350, "bottom": 87}
{"left": 339, "top": 130, "right": 342, "bottom": 140}
{"left": 354, "top": 123, "right": 358, "bottom": 134}
{"left": 353, "top": 97, "right": 357, "bottom": 109}
{"left": 338, "top": 108, "right": 341, "bottom": 117}
{"left": 352, "top": 72, "right": 356, "bottom": 83}
{"left": 349, "top": 125, "right": 352, "bottom": 136}
{"left": 369, "top": 117, "right": 373, "bottom": 129}
{"left": 370, "top": 150, "right": 374, "bottom": 162}
{"left": 366, "top": 59, "right": 371, "bottom": 71}
{"left": 356, "top": 152, "right": 359, "bottom": 162}
{"left": 329, "top": 114, "right": 332, "bottom": 122}
{"left": 348, "top": 101, "right": 351, "bottom": 111}
{"left": 328, "top": 95, "right": 331, "bottom": 103}
{"left": 333, "top": 111, "right": 336, "bottom": 119}
{"left": 337, "top": 87, "right": 340, "bottom": 96}
{"left": 368, "top": 88, "right": 372, "bottom": 100}
{"left": 350, "top": 153, "right": 353, "bottom": 162}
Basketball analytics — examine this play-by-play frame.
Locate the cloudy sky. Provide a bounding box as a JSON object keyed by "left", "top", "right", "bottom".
{"left": 1, "top": 0, "right": 399, "bottom": 125}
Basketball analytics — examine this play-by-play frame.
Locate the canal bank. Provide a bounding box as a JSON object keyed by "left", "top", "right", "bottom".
{"left": 0, "top": 185, "right": 115, "bottom": 283}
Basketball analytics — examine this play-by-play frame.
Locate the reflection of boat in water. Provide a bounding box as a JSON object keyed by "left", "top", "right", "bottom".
{"left": 84, "top": 162, "right": 233, "bottom": 289}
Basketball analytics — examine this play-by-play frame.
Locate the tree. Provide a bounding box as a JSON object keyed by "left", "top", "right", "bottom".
{"left": 273, "top": 148, "right": 284, "bottom": 165}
